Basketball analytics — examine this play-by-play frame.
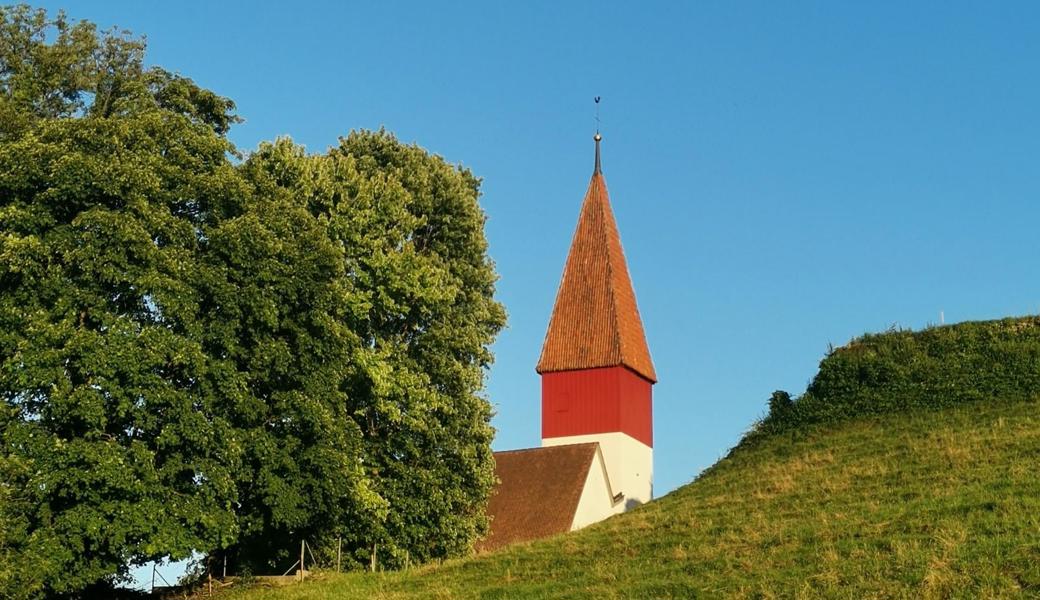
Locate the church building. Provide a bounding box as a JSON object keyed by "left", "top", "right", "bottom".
{"left": 478, "top": 134, "right": 657, "bottom": 552}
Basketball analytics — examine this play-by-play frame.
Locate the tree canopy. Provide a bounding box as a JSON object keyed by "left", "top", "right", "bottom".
{"left": 0, "top": 5, "right": 504, "bottom": 597}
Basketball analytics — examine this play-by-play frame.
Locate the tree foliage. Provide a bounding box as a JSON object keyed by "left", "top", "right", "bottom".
{"left": 0, "top": 6, "right": 244, "bottom": 594}
{"left": 203, "top": 142, "right": 384, "bottom": 574}
{"left": 235, "top": 135, "right": 506, "bottom": 569}
{"left": 0, "top": 5, "right": 504, "bottom": 596}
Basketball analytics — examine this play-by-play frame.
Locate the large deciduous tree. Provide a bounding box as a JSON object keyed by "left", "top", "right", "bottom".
{"left": 0, "top": 5, "right": 244, "bottom": 595}
{"left": 336, "top": 133, "right": 505, "bottom": 567}
{"left": 203, "top": 141, "right": 385, "bottom": 574}
{"left": 240, "top": 135, "right": 506, "bottom": 569}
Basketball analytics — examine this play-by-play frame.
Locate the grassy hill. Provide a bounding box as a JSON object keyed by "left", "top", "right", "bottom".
{"left": 222, "top": 318, "right": 1040, "bottom": 599}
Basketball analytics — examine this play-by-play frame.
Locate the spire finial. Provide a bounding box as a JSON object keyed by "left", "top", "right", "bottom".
{"left": 594, "top": 132, "right": 602, "bottom": 174}
{"left": 593, "top": 96, "right": 602, "bottom": 174}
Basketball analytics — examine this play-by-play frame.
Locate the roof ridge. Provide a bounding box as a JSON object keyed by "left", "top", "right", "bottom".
{"left": 493, "top": 443, "right": 598, "bottom": 456}
{"left": 600, "top": 176, "right": 655, "bottom": 380}
{"left": 596, "top": 175, "right": 624, "bottom": 365}
{"left": 534, "top": 189, "right": 587, "bottom": 368}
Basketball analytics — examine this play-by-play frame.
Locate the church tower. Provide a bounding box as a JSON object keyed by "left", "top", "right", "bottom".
{"left": 537, "top": 133, "right": 656, "bottom": 509}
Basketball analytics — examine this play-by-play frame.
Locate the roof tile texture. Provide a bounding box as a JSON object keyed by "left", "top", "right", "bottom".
{"left": 476, "top": 443, "right": 598, "bottom": 552}
{"left": 536, "top": 172, "right": 657, "bottom": 382}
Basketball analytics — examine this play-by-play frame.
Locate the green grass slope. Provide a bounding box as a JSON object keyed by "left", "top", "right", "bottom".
{"left": 224, "top": 319, "right": 1040, "bottom": 599}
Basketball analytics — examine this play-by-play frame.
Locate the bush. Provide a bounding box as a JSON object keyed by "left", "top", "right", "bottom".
{"left": 755, "top": 317, "right": 1040, "bottom": 437}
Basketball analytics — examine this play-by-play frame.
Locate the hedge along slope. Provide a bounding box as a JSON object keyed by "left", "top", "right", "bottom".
{"left": 760, "top": 316, "right": 1040, "bottom": 435}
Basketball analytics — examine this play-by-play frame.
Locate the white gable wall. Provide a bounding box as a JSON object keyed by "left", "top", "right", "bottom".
{"left": 545, "top": 431, "right": 652, "bottom": 512}
{"left": 570, "top": 446, "right": 617, "bottom": 530}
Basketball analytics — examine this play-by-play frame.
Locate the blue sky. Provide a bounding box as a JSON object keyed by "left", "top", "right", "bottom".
{"left": 34, "top": 0, "right": 1040, "bottom": 583}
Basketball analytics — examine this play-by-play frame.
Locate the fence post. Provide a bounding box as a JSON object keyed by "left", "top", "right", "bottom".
{"left": 337, "top": 537, "right": 342, "bottom": 573}
{"left": 300, "top": 539, "right": 306, "bottom": 580}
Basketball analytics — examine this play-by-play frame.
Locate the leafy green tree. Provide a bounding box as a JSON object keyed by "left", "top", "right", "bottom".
{"left": 202, "top": 140, "right": 383, "bottom": 574}
{"left": 234, "top": 135, "right": 506, "bottom": 569}
{"left": 0, "top": 6, "right": 243, "bottom": 594}
{"left": 329, "top": 132, "right": 505, "bottom": 567}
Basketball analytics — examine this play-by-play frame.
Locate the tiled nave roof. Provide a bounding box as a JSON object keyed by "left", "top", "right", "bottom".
{"left": 476, "top": 443, "right": 598, "bottom": 552}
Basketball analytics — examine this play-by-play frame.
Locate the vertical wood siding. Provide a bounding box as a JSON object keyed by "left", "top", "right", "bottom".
{"left": 542, "top": 366, "right": 653, "bottom": 446}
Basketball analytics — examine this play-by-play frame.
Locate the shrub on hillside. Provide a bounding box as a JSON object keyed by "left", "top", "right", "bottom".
{"left": 755, "top": 317, "right": 1040, "bottom": 437}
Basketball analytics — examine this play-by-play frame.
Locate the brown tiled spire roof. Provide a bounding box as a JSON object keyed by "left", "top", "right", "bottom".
{"left": 536, "top": 136, "right": 657, "bottom": 382}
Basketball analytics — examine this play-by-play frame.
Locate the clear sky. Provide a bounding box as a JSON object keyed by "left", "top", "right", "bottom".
{"left": 34, "top": 0, "right": 1040, "bottom": 583}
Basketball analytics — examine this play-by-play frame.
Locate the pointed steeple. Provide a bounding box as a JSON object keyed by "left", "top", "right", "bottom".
{"left": 536, "top": 135, "right": 656, "bottom": 382}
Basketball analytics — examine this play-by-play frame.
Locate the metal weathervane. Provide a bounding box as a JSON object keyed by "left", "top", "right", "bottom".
{"left": 594, "top": 96, "right": 602, "bottom": 134}
{"left": 593, "top": 96, "right": 603, "bottom": 173}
